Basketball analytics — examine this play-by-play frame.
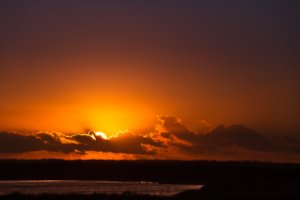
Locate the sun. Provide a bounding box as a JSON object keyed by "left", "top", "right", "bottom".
{"left": 95, "top": 131, "right": 108, "bottom": 140}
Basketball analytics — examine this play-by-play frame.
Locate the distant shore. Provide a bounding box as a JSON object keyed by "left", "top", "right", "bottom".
{"left": 0, "top": 160, "right": 300, "bottom": 199}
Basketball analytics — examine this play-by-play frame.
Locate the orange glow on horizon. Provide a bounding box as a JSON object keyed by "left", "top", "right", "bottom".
{"left": 0, "top": 92, "right": 158, "bottom": 136}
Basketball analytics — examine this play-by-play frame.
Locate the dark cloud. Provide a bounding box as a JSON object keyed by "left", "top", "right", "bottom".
{"left": 0, "top": 132, "right": 43, "bottom": 153}
{"left": 0, "top": 131, "right": 159, "bottom": 155}
{"left": 107, "top": 133, "right": 160, "bottom": 154}
{"left": 209, "top": 124, "right": 278, "bottom": 152}
{"left": 152, "top": 116, "right": 300, "bottom": 156}
{"left": 1, "top": 116, "right": 300, "bottom": 161}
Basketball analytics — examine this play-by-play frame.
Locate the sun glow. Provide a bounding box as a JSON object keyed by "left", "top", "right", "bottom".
{"left": 95, "top": 131, "right": 108, "bottom": 140}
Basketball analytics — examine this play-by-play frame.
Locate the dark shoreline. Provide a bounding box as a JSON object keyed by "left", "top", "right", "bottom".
{"left": 1, "top": 187, "right": 300, "bottom": 200}
{"left": 1, "top": 160, "right": 300, "bottom": 199}
{"left": 1, "top": 159, "right": 299, "bottom": 183}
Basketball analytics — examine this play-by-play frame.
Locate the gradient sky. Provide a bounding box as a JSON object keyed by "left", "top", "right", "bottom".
{"left": 0, "top": 0, "right": 299, "bottom": 137}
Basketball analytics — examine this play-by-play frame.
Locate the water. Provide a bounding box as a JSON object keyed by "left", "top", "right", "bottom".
{"left": 0, "top": 180, "right": 203, "bottom": 196}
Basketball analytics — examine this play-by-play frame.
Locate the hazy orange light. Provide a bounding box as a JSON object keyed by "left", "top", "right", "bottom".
{"left": 84, "top": 102, "right": 156, "bottom": 136}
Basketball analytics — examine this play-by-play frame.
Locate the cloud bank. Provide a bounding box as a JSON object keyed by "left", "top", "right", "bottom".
{"left": 1, "top": 116, "right": 300, "bottom": 162}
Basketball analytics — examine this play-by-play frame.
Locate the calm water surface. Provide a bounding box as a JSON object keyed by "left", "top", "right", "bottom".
{"left": 0, "top": 180, "right": 203, "bottom": 196}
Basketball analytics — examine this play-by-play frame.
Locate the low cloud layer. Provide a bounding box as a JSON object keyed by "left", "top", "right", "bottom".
{"left": 0, "top": 131, "right": 160, "bottom": 155}
{"left": 1, "top": 116, "right": 300, "bottom": 162}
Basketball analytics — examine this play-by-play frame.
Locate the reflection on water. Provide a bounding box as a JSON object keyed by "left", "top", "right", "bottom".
{"left": 0, "top": 180, "right": 203, "bottom": 196}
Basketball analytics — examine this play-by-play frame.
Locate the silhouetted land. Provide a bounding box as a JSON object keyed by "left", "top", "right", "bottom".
{"left": 0, "top": 160, "right": 300, "bottom": 199}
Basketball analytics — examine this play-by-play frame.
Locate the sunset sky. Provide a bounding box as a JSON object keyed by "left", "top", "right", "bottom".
{"left": 0, "top": 1, "right": 299, "bottom": 161}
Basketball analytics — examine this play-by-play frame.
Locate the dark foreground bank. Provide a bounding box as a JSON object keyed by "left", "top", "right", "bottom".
{"left": 0, "top": 160, "right": 300, "bottom": 199}
{"left": 1, "top": 187, "right": 300, "bottom": 200}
